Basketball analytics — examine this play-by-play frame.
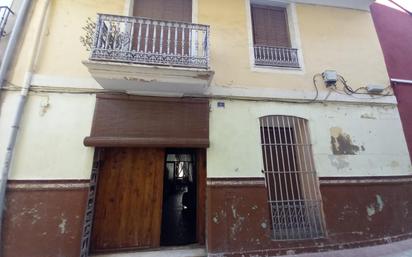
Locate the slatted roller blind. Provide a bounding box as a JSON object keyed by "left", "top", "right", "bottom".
{"left": 251, "top": 5, "right": 291, "bottom": 47}
{"left": 133, "top": 0, "right": 192, "bottom": 22}
{"left": 133, "top": 0, "right": 192, "bottom": 55}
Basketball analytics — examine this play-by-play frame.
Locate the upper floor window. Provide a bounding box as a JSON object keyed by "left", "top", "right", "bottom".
{"left": 251, "top": 4, "right": 300, "bottom": 68}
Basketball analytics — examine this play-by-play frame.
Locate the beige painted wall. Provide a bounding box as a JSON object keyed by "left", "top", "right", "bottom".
{"left": 199, "top": 0, "right": 388, "bottom": 92}
{"left": 6, "top": 0, "right": 389, "bottom": 94}
{"left": 7, "top": 0, "right": 124, "bottom": 88}
{"left": 0, "top": 91, "right": 96, "bottom": 179}
{"left": 207, "top": 99, "right": 412, "bottom": 178}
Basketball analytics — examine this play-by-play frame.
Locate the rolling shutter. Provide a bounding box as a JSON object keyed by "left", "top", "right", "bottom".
{"left": 133, "top": 0, "right": 192, "bottom": 22}
{"left": 84, "top": 94, "right": 209, "bottom": 148}
{"left": 251, "top": 5, "right": 291, "bottom": 47}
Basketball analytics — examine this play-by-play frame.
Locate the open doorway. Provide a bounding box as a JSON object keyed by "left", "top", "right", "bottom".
{"left": 161, "top": 149, "right": 197, "bottom": 246}
{"left": 89, "top": 148, "right": 205, "bottom": 254}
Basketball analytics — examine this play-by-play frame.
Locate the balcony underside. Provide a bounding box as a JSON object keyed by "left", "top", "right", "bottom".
{"left": 83, "top": 60, "right": 214, "bottom": 95}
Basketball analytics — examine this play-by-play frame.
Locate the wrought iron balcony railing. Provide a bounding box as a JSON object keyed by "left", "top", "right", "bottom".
{"left": 90, "top": 14, "right": 210, "bottom": 69}
{"left": 0, "top": 6, "right": 14, "bottom": 41}
{"left": 254, "top": 45, "right": 300, "bottom": 68}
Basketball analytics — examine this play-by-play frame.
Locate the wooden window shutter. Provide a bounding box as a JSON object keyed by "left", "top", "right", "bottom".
{"left": 251, "top": 5, "right": 291, "bottom": 47}
{"left": 134, "top": 0, "right": 192, "bottom": 22}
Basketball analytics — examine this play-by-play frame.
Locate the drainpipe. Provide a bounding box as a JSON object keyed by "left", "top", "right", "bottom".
{"left": 0, "top": 0, "right": 50, "bottom": 250}
{"left": 391, "top": 78, "right": 412, "bottom": 85}
{"left": 0, "top": 0, "right": 31, "bottom": 91}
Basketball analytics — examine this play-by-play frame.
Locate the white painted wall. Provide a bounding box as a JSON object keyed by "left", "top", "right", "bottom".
{"left": 207, "top": 99, "right": 412, "bottom": 178}
{"left": 0, "top": 91, "right": 96, "bottom": 180}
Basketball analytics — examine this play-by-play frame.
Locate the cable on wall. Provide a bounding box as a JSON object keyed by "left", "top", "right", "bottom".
{"left": 321, "top": 71, "right": 394, "bottom": 99}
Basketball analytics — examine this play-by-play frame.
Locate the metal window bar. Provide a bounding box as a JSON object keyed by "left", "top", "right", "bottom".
{"left": 254, "top": 45, "right": 299, "bottom": 68}
{"left": 259, "top": 115, "right": 325, "bottom": 240}
{"left": 90, "top": 13, "right": 210, "bottom": 69}
{"left": 0, "top": 6, "right": 14, "bottom": 41}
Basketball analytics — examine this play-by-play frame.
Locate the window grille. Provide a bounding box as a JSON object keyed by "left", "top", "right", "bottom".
{"left": 259, "top": 115, "right": 325, "bottom": 240}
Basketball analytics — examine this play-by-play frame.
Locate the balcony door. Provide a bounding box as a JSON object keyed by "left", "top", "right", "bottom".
{"left": 133, "top": 0, "right": 192, "bottom": 56}
{"left": 133, "top": 0, "right": 192, "bottom": 22}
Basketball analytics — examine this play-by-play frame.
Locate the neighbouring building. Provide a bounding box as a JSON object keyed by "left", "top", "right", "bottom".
{"left": 0, "top": 1, "right": 411, "bottom": 257}
{"left": 371, "top": 0, "right": 412, "bottom": 160}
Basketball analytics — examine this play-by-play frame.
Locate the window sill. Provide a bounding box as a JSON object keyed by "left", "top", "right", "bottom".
{"left": 270, "top": 235, "right": 326, "bottom": 242}
{"left": 251, "top": 64, "right": 305, "bottom": 75}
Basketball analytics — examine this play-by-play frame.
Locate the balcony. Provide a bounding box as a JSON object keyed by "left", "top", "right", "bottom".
{"left": 254, "top": 45, "right": 300, "bottom": 68}
{"left": 83, "top": 14, "right": 214, "bottom": 95}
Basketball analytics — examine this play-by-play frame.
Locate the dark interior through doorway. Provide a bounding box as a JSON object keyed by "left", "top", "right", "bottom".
{"left": 161, "top": 149, "right": 197, "bottom": 246}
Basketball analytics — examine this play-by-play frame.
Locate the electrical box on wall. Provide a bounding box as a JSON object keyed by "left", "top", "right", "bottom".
{"left": 322, "top": 70, "right": 338, "bottom": 86}
{"left": 367, "top": 84, "right": 385, "bottom": 94}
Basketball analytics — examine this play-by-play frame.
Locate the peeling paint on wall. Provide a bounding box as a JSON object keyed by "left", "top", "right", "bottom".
{"left": 330, "top": 127, "right": 364, "bottom": 155}
{"left": 360, "top": 113, "right": 377, "bottom": 120}
{"left": 212, "top": 209, "right": 227, "bottom": 225}
{"left": 329, "top": 155, "right": 350, "bottom": 170}
{"left": 229, "top": 203, "right": 245, "bottom": 240}
{"left": 58, "top": 216, "right": 67, "bottom": 234}
{"left": 366, "top": 194, "right": 385, "bottom": 221}
{"left": 390, "top": 161, "right": 400, "bottom": 168}
{"left": 260, "top": 222, "right": 267, "bottom": 230}
{"left": 39, "top": 96, "right": 50, "bottom": 116}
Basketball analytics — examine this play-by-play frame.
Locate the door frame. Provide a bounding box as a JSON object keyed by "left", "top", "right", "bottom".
{"left": 196, "top": 148, "right": 206, "bottom": 244}
{"left": 79, "top": 147, "right": 206, "bottom": 256}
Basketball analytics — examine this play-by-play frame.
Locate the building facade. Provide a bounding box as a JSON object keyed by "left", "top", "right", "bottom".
{"left": 0, "top": 0, "right": 411, "bottom": 257}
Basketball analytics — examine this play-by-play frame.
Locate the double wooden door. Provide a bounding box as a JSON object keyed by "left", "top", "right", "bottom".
{"left": 90, "top": 148, "right": 165, "bottom": 252}
{"left": 90, "top": 148, "right": 206, "bottom": 253}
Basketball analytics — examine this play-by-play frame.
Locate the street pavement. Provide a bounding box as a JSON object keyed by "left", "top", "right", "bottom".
{"left": 289, "top": 238, "right": 412, "bottom": 257}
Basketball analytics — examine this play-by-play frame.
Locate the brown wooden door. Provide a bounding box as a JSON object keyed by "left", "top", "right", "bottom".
{"left": 91, "top": 148, "right": 165, "bottom": 252}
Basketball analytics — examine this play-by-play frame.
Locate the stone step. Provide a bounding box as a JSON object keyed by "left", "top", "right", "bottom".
{"left": 93, "top": 247, "right": 206, "bottom": 257}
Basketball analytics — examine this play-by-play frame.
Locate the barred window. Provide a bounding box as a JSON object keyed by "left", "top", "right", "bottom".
{"left": 259, "top": 115, "right": 325, "bottom": 240}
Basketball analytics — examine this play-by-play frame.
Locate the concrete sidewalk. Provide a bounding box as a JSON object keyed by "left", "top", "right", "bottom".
{"left": 290, "top": 238, "right": 412, "bottom": 257}
{"left": 93, "top": 238, "right": 412, "bottom": 257}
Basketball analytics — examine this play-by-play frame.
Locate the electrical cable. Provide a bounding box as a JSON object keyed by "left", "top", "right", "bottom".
{"left": 330, "top": 84, "right": 393, "bottom": 99}
{"left": 309, "top": 73, "right": 321, "bottom": 103}
{"left": 333, "top": 74, "right": 394, "bottom": 97}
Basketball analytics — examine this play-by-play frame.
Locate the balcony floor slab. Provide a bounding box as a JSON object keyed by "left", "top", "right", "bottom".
{"left": 83, "top": 60, "right": 214, "bottom": 96}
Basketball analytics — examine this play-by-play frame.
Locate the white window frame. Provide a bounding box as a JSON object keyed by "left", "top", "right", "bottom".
{"left": 245, "top": 0, "right": 305, "bottom": 74}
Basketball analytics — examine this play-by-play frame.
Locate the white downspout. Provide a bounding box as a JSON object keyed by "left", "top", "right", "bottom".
{"left": 0, "top": 0, "right": 50, "bottom": 250}
{"left": 391, "top": 78, "right": 412, "bottom": 85}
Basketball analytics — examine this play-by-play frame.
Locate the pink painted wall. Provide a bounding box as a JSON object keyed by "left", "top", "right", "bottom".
{"left": 371, "top": 1, "right": 412, "bottom": 159}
